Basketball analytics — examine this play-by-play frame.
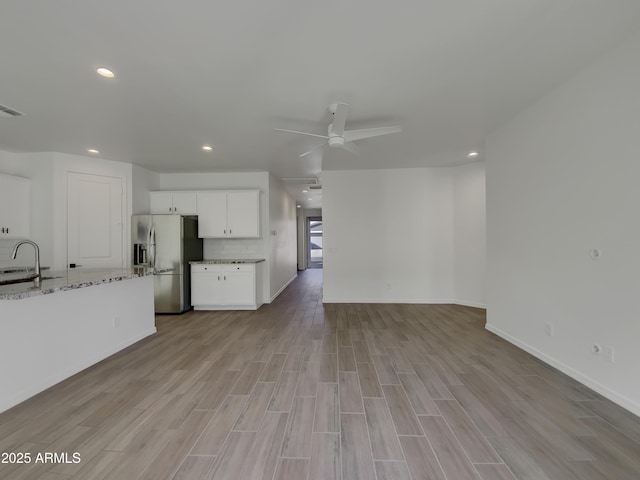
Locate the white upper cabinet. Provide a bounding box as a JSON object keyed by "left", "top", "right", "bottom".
{"left": 149, "top": 191, "right": 197, "bottom": 215}
{"left": 197, "top": 190, "right": 259, "bottom": 238}
{"left": 171, "top": 192, "right": 198, "bottom": 214}
{"left": 227, "top": 191, "right": 260, "bottom": 237}
{"left": 149, "top": 192, "right": 174, "bottom": 214}
{"left": 196, "top": 192, "right": 227, "bottom": 237}
{"left": 0, "top": 173, "right": 30, "bottom": 239}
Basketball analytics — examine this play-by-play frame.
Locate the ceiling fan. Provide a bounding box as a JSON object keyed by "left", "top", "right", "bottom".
{"left": 275, "top": 102, "right": 401, "bottom": 157}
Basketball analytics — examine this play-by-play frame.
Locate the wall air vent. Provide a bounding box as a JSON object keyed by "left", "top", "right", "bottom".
{"left": 0, "top": 104, "right": 23, "bottom": 118}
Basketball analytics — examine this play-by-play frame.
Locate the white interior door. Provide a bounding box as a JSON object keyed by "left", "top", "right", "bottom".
{"left": 67, "top": 172, "right": 125, "bottom": 268}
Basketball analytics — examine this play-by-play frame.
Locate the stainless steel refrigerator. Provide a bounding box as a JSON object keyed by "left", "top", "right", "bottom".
{"left": 131, "top": 215, "right": 203, "bottom": 313}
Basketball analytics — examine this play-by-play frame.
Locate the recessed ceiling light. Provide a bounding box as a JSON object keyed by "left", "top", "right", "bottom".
{"left": 96, "top": 67, "right": 115, "bottom": 78}
{"left": 87, "top": 148, "right": 99, "bottom": 154}
{"left": 297, "top": 205, "right": 301, "bottom": 208}
{"left": 202, "top": 145, "right": 213, "bottom": 152}
{"left": 467, "top": 151, "right": 479, "bottom": 157}
{"left": 302, "top": 189, "right": 308, "bottom": 193}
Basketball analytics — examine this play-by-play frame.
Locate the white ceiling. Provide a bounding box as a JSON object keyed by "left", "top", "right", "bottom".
{"left": 1, "top": 0, "right": 640, "bottom": 208}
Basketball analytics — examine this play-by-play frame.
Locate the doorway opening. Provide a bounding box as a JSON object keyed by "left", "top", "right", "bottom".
{"left": 307, "top": 216, "right": 323, "bottom": 269}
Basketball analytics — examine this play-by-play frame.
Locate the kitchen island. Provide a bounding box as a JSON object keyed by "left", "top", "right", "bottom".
{"left": 0, "top": 268, "right": 158, "bottom": 412}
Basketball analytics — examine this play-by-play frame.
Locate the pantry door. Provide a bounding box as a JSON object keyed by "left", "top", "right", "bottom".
{"left": 67, "top": 172, "right": 125, "bottom": 268}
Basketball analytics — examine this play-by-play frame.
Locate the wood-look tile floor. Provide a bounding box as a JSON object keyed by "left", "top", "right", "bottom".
{"left": 2, "top": 269, "right": 640, "bottom": 479}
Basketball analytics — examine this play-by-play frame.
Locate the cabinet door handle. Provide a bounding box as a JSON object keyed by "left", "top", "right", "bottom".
{"left": 229, "top": 229, "right": 232, "bottom": 234}
{"left": 218, "top": 275, "right": 220, "bottom": 280}
{"left": 224, "top": 275, "right": 226, "bottom": 280}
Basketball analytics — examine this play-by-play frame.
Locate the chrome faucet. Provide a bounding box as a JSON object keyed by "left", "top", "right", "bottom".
{"left": 11, "top": 240, "right": 41, "bottom": 286}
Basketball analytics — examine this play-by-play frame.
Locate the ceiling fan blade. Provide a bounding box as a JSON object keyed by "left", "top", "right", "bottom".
{"left": 274, "top": 128, "right": 329, "bottom": 139}
{"left": 299, "top": 142, "right": 327, "bottom": 157}
{"left": 341, "top": 141, "right": 360, "bottom": 156}
{"left": 331, "top": 102, "right": 349, "bottom": 136}
{"left": 343, "top": 125, "right": 401, "bottom": 142}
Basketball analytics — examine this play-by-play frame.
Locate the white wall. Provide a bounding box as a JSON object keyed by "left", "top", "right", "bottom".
{"left": 453, "top": 162, "right": 486, "bottom": 307}
{"left": 486, "top": 30, "right": 640, "bottom": 416}
{"left": 268, "top": 175, "right": 298, "bottom": 300}
{"left": 322, "top": 168, "right": 455, "bottom": 303}
{"left": 132, "top": 165, "right": 159, "bottom": 214}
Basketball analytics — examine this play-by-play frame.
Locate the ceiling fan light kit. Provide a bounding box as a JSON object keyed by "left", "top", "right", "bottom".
{"left": 276, "top": 102, "right": 401, "bottom": 157}
{"left": 328, "top": 136, "right": 344, "bottom": 147}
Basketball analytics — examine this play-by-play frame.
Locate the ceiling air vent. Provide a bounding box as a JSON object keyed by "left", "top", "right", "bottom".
{"left": 308, "top": 184, "right": 322, "bottom": 190}
{"left": 0, "top": 104, "right": 23, "bottom": 118}
{"left": 281, "top": 177, "right": 318, "bottom": 185}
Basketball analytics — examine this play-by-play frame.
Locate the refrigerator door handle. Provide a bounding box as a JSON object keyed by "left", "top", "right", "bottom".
{"left": 149, "top": 225, "right": 156, "bottom": 269}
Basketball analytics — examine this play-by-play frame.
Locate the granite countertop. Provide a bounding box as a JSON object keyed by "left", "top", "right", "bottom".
{"left": 190, "top": 258, "right": 265, "bottom": 264}
{"left": 0, "top": 267, "right": 168, "bottom": 300}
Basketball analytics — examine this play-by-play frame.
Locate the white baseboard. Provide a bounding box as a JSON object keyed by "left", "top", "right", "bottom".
{"left": 485, "top": 323, "right": 640, "bottom": 418}
{"left": 195, "top": 304, "right": 261, "bottom": 311}
{"left": 0, "top": 327, "right": 157, "bottom": 414}
{"left": 270, "top": 274, "right": 297, "bottom": 303}
{"left": 322, "top": 296, "right": 486, "bottom": 308}
{"left": 453, "top": 299, "right": 487, "bottom": 309}
{"left": 322, "top": 297, "right": 456, "bottom": 304}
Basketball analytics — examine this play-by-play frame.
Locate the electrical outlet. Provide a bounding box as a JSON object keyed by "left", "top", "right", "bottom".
{"left": 604, "top": 346, "right": 615, "bottom": 363}
{"left": 545, "top": 322, "right": 553, "bottom": 337}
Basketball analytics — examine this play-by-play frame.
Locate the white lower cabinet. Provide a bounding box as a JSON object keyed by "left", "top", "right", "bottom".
{"left": 191, "top": 265, "right": 223, "bottom": 306}
{"left": 191, "top": 263, "right": 262, "bottom": 310}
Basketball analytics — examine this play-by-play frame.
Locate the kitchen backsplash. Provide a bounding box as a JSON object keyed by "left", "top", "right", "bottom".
{"left": 0, "top": 239, "right": 33, "bottom": 267}
{"left": 203, "top": 238, "right": 265, "bottom": 259}
{"left": 1, "top": 238, "right": 266, "bottom": 268}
